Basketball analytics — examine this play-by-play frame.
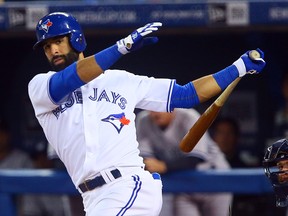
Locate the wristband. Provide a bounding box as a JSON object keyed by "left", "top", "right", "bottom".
{"left": 94, "top": 44, "right": 122, "bottom": 71}
{"left": 233, "top": 58, "right": 246, "bottom": 77}
{"left": 212, "top": 65, "right": 238, "bottom": 90}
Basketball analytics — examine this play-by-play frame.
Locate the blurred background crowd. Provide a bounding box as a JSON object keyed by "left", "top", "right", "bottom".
{"left": 0, "top": 0, "right": 288, "bottom": 215}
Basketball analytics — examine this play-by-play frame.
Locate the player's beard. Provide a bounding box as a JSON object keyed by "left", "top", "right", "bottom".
{"left": 50, "top": 50, "right": 79, "bottom": 72}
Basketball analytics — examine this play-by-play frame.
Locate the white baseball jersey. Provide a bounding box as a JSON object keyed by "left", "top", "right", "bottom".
{"left": 28, "top": 69, "right": 175, "bottom": 188}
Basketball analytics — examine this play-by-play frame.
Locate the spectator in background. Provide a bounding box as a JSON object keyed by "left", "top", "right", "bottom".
{"left": 209, "top": 117, "right": 248, "bottom": 168}
{"left": 136, "top": 109, "right": 232, "bottom": 216}
{"left": 22, "top": 141, "right": 72, "bottom": 216}
{"left": 0, "top": 115, "right": 73, "bottom": 216}
{"left": 0, "top": 118, "right": 33, "bottom": 169}
{"left": 0, "top": 117, "right": 34, "bottom": 216}
{"left": 268, "top": 72, "right": 288, "bottom": 216}
{"left": 210, "top": 116, "right": 285, "bottom": 216}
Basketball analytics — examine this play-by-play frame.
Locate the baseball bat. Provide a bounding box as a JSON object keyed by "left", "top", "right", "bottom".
{"left": 179, "top": 50, "right": 260, "bottom": 153}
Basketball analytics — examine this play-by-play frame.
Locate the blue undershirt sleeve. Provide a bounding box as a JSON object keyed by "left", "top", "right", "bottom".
{"left": 169, "top": 82, "right": 200, "bottom": 111}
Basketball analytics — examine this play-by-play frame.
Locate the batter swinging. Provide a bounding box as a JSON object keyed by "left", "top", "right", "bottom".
{"left": 28, "top": 12, "right": 266, "bottom": 216}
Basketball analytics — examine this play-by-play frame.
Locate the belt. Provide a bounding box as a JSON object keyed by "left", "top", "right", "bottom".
{"left": 79, "top": 169, "right": 122, "bottom": 193}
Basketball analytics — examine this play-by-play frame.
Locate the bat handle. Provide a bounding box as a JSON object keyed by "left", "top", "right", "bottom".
{"left": 248, "top": 50, "right": 260, "bottom": 60}
{"left": 215, "top": 77, "right": 241, "bottom": 107}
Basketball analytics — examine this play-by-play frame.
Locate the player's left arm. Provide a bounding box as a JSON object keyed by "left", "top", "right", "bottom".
{"left": 49, "top": 22, "right": 162, "bottom": 104}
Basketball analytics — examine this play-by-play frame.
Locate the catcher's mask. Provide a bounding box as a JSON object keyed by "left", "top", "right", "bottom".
{"left": 33, "top": 12, "right": 87, "bottom": 52}
{"left": 263, "top": 138, "right": 288, "bottom": 207}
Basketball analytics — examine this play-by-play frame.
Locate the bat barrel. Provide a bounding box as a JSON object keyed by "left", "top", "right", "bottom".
{"left": 179, "top": 103, "right": 222, "bottom": 152}
{"left": 179, "top": 77, "right": 242, "bottom": 153}
{"left": 179, "top": 49, "right": 260, "bottom": 153}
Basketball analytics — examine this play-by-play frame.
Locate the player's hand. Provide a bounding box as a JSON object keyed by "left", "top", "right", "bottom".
{"left": 143, "top": 158, "right": 167, "bottom": 174}
{"left": 233, "top": 48, "right": 266, "bottom": 77}
{"left": 117, "top": 22, "right": 162, "bottom": 55}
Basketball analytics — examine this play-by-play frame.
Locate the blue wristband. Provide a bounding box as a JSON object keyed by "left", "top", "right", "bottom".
{"left": 94, "top": 44, "right": 122, "bottom": 71}
{"left": 212, "top": 65, "right": 238, "bottom": 90}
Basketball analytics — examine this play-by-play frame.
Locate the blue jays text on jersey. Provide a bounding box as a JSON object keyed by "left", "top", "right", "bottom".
{"left": 52, "top": 87, "right": 128, "bottom": 118}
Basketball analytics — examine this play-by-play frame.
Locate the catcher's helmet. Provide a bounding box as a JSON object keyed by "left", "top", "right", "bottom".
{"left": 263, "top": 138, "right": 288, "bottom": 207}
{"left": 33, "top": 12, "right": 87, "bottom": 52}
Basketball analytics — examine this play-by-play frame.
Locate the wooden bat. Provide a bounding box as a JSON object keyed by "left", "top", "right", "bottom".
{"left": 179, "top": 50, "right": 261, "bottom": 153}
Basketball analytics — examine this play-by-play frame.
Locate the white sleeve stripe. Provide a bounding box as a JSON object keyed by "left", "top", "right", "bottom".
{"left": 166, "top": 80, "right": 175, "bottom": 112}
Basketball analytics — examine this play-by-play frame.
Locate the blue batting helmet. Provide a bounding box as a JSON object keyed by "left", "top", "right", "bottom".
{"left": 33, "top": 12, "right": 87, "bottom": 52}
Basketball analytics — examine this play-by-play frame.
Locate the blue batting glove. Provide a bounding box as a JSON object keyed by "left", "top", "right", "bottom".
{"left": 117, "top": 22, "right": 162, "bottom": 55}
{"left": 233, "top": 48, "right": 266, "bottom": 77}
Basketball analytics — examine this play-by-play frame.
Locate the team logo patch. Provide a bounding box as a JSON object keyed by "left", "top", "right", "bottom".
{"left": 101, "top": 112, "right": 130, "bottom": 134}
{"left": 38, "top": 19, "right": 53, "bottom": 33}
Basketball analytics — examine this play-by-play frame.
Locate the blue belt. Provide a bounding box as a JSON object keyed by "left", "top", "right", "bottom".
{"left": 79, "top": 169, "right": 121, "bottom": 193}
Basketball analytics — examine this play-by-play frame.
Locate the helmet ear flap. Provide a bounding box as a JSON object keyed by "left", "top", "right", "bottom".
{"left": 70, "top": 32, "right": 87, "bottom": 52}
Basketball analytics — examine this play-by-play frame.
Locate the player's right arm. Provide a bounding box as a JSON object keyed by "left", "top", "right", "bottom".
{"left": 192, "top": 49, "right": 265, "bottom": 102}
{"left": 169, "top": 48, "right": 266, "bottom": 111}
{"left": 49, "top": 22, "right": 162, "bottom": 104}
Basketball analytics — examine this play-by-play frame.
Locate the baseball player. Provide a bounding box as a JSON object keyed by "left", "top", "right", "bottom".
{"left": 28, "top": 12, "right": 266, "bottom": 216}
{"left": 136, "top": 109, "right": 232, "bottom": 216}
{"left": 263, "top": 139, "right": 288, "bottom": 207}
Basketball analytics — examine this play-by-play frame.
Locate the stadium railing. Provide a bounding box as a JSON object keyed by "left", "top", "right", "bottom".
{"left": 0, "top": 168, "right": 272, "bottom": 216}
